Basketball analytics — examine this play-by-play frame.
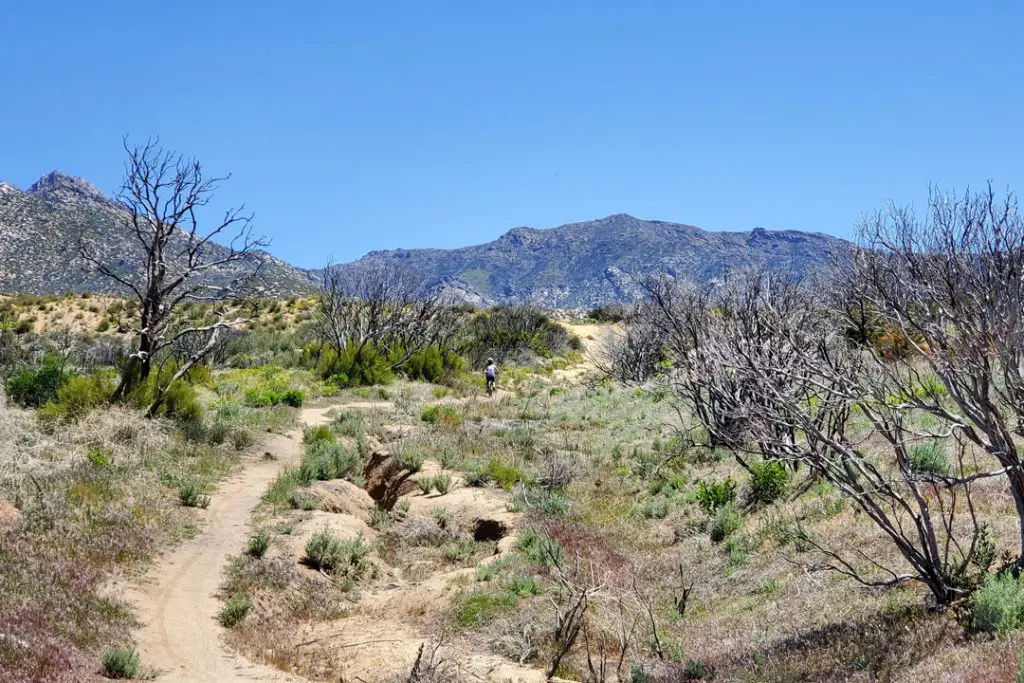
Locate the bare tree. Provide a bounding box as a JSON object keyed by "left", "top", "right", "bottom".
{"left": 640, "top": 265, "right": 995, "bottom": 604}
{"left": 80, "top": 138, "right": 267, "bottom": 414}
{"left": 314, "top": 262, "right": 460, "bottom": 379}
{"left": 838, "top": 183, "right": 1024, "bottom": 567}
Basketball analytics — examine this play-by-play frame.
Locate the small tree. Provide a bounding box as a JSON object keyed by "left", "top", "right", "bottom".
{"left": 80, "top": 139, "right": 267, "bottom": 414}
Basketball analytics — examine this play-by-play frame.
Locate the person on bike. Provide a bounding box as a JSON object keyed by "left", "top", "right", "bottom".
{"left": 485, "top": 358, "right": 498, "bottom": 395}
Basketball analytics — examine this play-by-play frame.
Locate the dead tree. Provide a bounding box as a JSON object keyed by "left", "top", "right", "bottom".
{"left": 80, "top": 138, "right": 267, "bottom": 415}
{"left": 838, "top": 183, "right": 1024, "bottom": 568}
{"left": 314, "top": 262, "right": 459, "bottom": 377}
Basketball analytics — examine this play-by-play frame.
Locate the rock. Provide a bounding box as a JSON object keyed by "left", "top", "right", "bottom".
{"left": 363, "top": 449, "right": 419, "bottom": 511}
{"left": 310, "top": 480, "right": 375, "bottom": 517}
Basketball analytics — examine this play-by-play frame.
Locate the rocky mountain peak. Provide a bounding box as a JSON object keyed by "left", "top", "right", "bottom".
{"left": 28, "top": 171, "right": 112, "bottom": 204}
{"left": 0, "top": 181, "right": 18, "bottom": 197}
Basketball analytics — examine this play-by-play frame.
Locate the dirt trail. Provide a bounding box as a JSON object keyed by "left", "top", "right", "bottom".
{"left": 125, "top": 406, "right": 339, "bottom": 682}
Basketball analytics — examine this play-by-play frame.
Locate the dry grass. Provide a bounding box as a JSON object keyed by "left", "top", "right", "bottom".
{"left": 0, "top": 402, "right": 240, "bottom": 682}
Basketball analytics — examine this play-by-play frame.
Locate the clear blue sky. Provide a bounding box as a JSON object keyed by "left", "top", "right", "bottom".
{"left": 3, "top": 1, "right": 1022, "bottom": 267}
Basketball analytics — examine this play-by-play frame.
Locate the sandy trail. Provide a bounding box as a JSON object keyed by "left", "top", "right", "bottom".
{"left": 125, "top": 407, "right": 335, "bottom": 682}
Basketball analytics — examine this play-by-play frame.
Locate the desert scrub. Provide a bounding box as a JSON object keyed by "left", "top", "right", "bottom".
{"left": 218, "top": 591, "right": 253, "bottom": 628}
{"left": 178, "top": 481, "right": 211, "bottom": 508}
{"left": 696, "top": 477, "right": 737, "bottom": 513}
{"left": 247, "top": 531, "right": 271, "bottom": 558}
{"left": 709, "top": 503, "right": 743, "bottom": 542}
{"left": 421, "top": 404, "right": 463, "bottom": 429}
{"left": 455, "top": 589, "right": 519, "bottom": 628}
{"left": 907, "top": 441, "right": 949, "bottom": 475}
{"left": 747, "top": 460, "right": 790, "bottom": 505}
{"left": 972, "top": 572, "right": 1024, "bottom": 636}
{"left": 304, "top": 531, "right": 374, "bottom": 580}
{"left": 0, "top": 407, "right": 239, "bottom": 681}
{"left": 101, "top": 647, "right": 141, "bottom": 679}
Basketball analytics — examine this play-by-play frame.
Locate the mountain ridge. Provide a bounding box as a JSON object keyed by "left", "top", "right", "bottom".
{"left": 0, "top": 171, "right": 850, "bottom": 306}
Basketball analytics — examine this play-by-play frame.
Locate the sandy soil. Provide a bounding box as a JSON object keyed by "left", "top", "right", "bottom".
{"left": 123, "top": 409, "right": 333, "bottom": 682}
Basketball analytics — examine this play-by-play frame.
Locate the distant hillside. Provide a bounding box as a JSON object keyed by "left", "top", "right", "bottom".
{"left": 331, "top": 214, "right": 851, "bottom": 307}
{"left": 0, "top": 172, "right": 314, "bottom": 296}
{"left": 0, "top": 171, "right": 849, "bottom": 306}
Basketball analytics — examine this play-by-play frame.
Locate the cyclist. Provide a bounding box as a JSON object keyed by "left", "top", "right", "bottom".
{"left": 484, "top": 358, "right": 498, "bottom": 395}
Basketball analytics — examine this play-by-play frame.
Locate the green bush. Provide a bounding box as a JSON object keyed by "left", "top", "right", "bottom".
{"left": 908, "top": 442, "right": 949, "bottom": 475}
{"left": 709, "top": 503, "right": 742, "bottom": 542}
{"left": 304, "top": 531, "right": 373, "bottom": 579}
{"left": 218, "top": 591, "right": 252, "bottom": 628}
{"left": 748, "top": 460, "right": 790, "bottom": 504}
{"left": 461, "top": 306, "right": 576, "bottom": 366}
{"left": 973, "top": 572, "right": 1024, "bottom": 636}
{"left": 101, "top": 648, "right": 141, "bottom": 679}
{"left": 418, "top": 476, "right": 435, "bottom": 495}
{"left": 696, "top": 478, "right": 736, "bottom": 514}
{"left": 246, "top": 532, "right": 270, "bottom": 558}
{"left": 319, "top": 343, "right": 394, "bottom": 388}
{"left": 231, "top": 429, "right": 257, "bottom": 451}
{"left": 179, "top": 481, "right": 211, "bottom": 509}
{"left": 43, "top": 372, "right": 113, "bottom": 421}
{"left": 6, "top": 355, "right": 68, "bottom": 407}
{"left": 281, "top": 389, "right": 305, "bottom": 407}
{"left": 304, "top": 424, "right": 335, "bottom": 445}
{"left": 153, "top": 380, "right": 202, "bottom": 423}
{"left": 421, "top": 405, "right": 463, "bottom": 429}
{"left": 299, "top": 440, "right": 359, "bottom": 483}
{"left": 482, "top": 458, "right": 529, "bottom": 491}
{"left": 433, "top": 473, "right": 454, "bottom": 495}
{"left": 403, "top": 346, "right": 465, "bottom": 384}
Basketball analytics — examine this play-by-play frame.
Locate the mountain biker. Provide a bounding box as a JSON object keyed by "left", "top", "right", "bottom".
{"left": 485, "top": 358, "right": 498, "bottom": 395}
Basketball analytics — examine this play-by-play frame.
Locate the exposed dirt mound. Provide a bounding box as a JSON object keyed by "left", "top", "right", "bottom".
{"left": 309, "top": 480, "right": 374, "bottom": 516}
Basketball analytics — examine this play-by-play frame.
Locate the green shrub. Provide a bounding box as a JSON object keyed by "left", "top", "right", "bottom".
{"left": 455, "top": 589, "right": 518, "bottom": 627}
{"left": 304, "top": 424, "right": 335, "bottom": 445}
{"left": 231, "top": 428, "right": 257, "bottom": 451}
{"left": 6, "top": 355, "right": 68, "bottom": 407}
{"left": 246, "top": 532, "right": 270, "bottom": 558}
{"left": 421, "top": 405, "right": 463, "bottom": 429}
{"left": 44, "top": 373, "right": 114, "bottom": 421}
{"left": 709, "top": 503, "right": 742, "bottom": 542}
{"left": 908, "top": 442, "right": 949, "bottom": 475}
{"left": 87, "top": 447, "right": 112, "bottom": 468}
{"left": 319, "top": 343, "right": 394, "bottom": 388}
{"left": 639, "top": 497, "right": 670, "bottom": 519}
{"left": 158, "top": 380, "right": 203, "bottom": 423}
{"left": 696, "top": 478, "right": 737, "bottom": 514}
{"left": 433, "top": 473, "right": 454, "bottom": 495}
{"left": 516, "top": 531, "right": 565, "bottom": 567}
{"left": 304, "top": 531, "right": 373, "bottom": 579}
{"left": 418, "top": 476, "right": 435, "bottom": 495}
{"left": 299, "top": 440, "right": 359, "bottom": 483}
{"left": 101, "top": 648, "right": 141, "bottom": 679}
{"left": 973, "top": 572, "right": 1024, "bottom": 636}
{"left": 264, "top": 468, "right": 299, "bottom": 505}
{"left": 290, "top": 490, "right": 320, "bottom": 510}
{"left": 403, "top": 346, "right": 465, "bottom": 383}
{"left": 683, "top": 659, "right": 713, "bottom": 680}
{"left": 281, "top": 389, "right": 305, "bottom": 407}
{"left": 503, "top": 575, "right": 543, "bottom": 597}
{"left": 218, "top": 591, "right": 252, "bottom": 628}
{"left": 483, "top": 458, "right": 529, "bottom": 491}
{"left": 179, "top": 482, "right": 211, "bottom": 509}
{"left": 97, "top": 319, "right": 111, "bottom": 332}
{"left": 748, "top": 460, "right": 790, "bottom": 504}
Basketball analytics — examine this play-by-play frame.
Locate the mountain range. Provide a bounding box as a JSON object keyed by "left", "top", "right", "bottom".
{"left": 0, "top": 171, "right": 850, "bottom": 307}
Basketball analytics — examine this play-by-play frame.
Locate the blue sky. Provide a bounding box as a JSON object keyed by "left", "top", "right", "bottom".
{"left": 3, "top": 1, "right": 1022, "bottom": 267}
